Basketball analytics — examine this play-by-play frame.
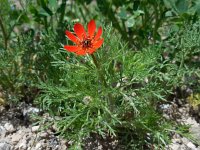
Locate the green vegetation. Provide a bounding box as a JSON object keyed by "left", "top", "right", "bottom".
{"left": 0, "top": 0, "right": 199, "bottom": 149}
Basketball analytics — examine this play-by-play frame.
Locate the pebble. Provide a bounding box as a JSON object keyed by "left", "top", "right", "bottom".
{"left": 0, "top": 126, "right": 6, "bottom": 136}
{"left": 18, "top": 140, "right": 27, "bottom": 150}
{"left": 190, "top": 126, "right": 200, "bottom": 140}
{"left": 23, "top": 107, "right": 40, "bottom": 117}
{"left": 169, "top": 144, "right": 181, "bottom": 150}
{"left": 4, "top": 123, "right": 15, "bottom": 133}
{"left": 35, "top": 142, "right": 43, "bottom": 150}
{"left": 181, "top": 137, "right": 190, "bottom": 145}
{"left": 11, "top": 134, "right": 23, "bottom": 144}
{"left": 0, "top": 141, "right": 11, "bottom": 150}
{"left": 180, "top": 144, "right": 187, "bottom": 149}
{"left": 39, "top": 132, "right": 48, "bottom": 138}
{"left": 0, "top": 105, "right": 5, "bottom": 112}
{"left": 172, "top": 138, "right": 182, "bottom": 144}
{"left": 187, "top": 142, "right": 197, "bottom": 150}
{"left": 160, "top": 104, "right": 171, "bottom": 109}
{"left": 31, "top": 126, "right": 40, "bottom": 132}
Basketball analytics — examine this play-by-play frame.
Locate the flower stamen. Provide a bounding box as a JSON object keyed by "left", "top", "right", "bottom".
{"left": 82, "top": 38, "right": 92, "bottom": 49}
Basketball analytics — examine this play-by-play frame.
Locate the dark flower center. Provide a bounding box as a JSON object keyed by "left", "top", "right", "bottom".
{"left": 82, "top": 39, "right": 92, "bottom": 49}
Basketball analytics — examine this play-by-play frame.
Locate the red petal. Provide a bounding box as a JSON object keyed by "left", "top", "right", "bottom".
{"left": 87, "top": 48, "right": 96, "bottom": 54}
{"left": 93, "top": 38, "right": 104, "bottom": 49}
{"left": 76, "top": 49, "right": 87, "bottom": 55}
{"left": 94, "top": 27, "right": 102, "bottom": 40}
{"left": 74, "top": 23, "right": 86, "bottom": 41}
{"left": 64, "top": 45, "right": 80, "bottom": 52}
{"left": 65, "top": 30, "right": 79, "bottom": 44}
{"left": 88, "top": 20, "right": 96, "bottom": 38}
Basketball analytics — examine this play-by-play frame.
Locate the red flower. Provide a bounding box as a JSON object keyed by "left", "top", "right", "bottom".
{"left": 64, "top": 20, "right": 104, "bottom": 55}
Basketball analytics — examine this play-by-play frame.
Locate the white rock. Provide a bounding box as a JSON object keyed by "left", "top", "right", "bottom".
{"left": 23, "top": 107, "right": 39, "bottom": 116}
{"left": 160, "top": 104, "right": 170, "bottom": 110}
{"left": 169, "top": 144, "right": 181, "bottom": 150}
{"left": 31, "top": 126, "right": 40, "bottom": 132}
{"left": 181, "top": 137, "right": 190, "bottom": 145}
{"left": 39, "top": 132, "right": 48, "bottom": 138}
{"left": 60, "top": 140, "right": 67, "bottom": 150}
{"left": 0, "top": 140, "right": 11, "bottom": 150}
{"left": 4, "top": 123, "right": 15, "bottom": 133}
{"left": 172, "top": 138, "right": 182, "bottom": 144}
{"left": 0, "top": 126, "right": 6, "bottom": 135}
{"left": 11, "top": 135, "right": 22, "bottom": 144}
{"left": 180, "top": 144, "right": 187, "bottom": 149}
{"left": 0, "top": 105, "right": 5, "bottom": 112}
{"left": 11, "top": 132, "right": 24, "bottom": 144}
{"left": 0, "top": 142, "right": 11, "bottom": 150}
{"left": 35, "top": 142, "right": 42, "bottom": 150}
{"left": 185, "top": 117, "right": 199, "bottom": 127}
{"left": 190, "top": 126, "right": 200, "bottom": 141}
{"left": 18, "top": 140, "right": 27, "bottom": 150}
{"left": 187, "top": 142, "right": 197, "bottom": 150}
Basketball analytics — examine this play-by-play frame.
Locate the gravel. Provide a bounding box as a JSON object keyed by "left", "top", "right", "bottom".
{"left": 0, "top": 104, "right": 67, "bottom": 150}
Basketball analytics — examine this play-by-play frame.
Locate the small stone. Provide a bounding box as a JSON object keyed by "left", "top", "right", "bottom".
{"left": 177, "top": 99, "right": 183, "bottom": 105}
{"left": 187, "top": 142, "right": 197, "bottom": 150}
{"left": 31, "top": 126, "right": 40, "bottom": 132}
{"left": 18, "top": 140, "right": 27, "bottom": 150}
{"left": 0, "top": 126, "right": 6, "bottom": 136}
{"left": 39, "top": 132, "right": 48, "bottom": 138}
{"left": 172, "top": 138, "right": 182, "bottom": 144}
{"left": 22, "top": 127, "right": 31, "bottom": 133}
{"left": 181, "top": 137, "right": 190, "bottom": 145}
{"left": 82, "top": 96, "right": 92, "bottom": 105}
{"left": 23, "top": 107, "right": 40, "bottom": 116}
{"left": 178, "top": 108, "right": 185, "bottom": 114}
{"left": 180, "top": 144, "right": 187, "bottom": 149}
{"left": 60, "top": 140, "right": 67, "bottom": 150}
{"left": 11, "top": 134, "right": 23, "bottom": 144}
{"left": 35, "top": 142, "right": 42, "bottom": 150}
{"left": 160, "top": 104, "right": 170, "bottom": 110}
{"left": 4, "top": 123, "right": 15, "bottom": 133}
{"left": 0, "top": 105, "right": 5, "bottom": 112}
{"left": 52, "top": 124, "right": 58, "bottom": 132}
{"left": 0, "top": 141, "right": 11, "bottom": 150}
{"left": 190, "top": 126, "right": 200, "bottom": 141}
{"left": 163, "top": 114, "right": 170, "bottom": 120}
{"left": 186, "top": 117, "right": 199, "bottom": 127}
{"left": 169, "top": 144, "right": 181, "bottom": 150}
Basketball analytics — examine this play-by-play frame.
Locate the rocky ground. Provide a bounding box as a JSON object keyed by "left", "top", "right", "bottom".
{"left": 0, "top": 103, "right": 67, "bottom": 150}
{"left": 0, "top": 99, "right": 200, "bottom": 150}
{"left": 162, "top": 101, "right": 200, "bottom": 150}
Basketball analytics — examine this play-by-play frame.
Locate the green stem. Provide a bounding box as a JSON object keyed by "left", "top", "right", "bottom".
{"left": 79, "top": 7, "right": 86, "bottom": 23}
{"left": 91, "top": 54, "right": 114, "bottom": 111}
{"left": 58, "top": 0, "right": 66, "bottom": 26}
{"left": 91, "top": 54, "right": 107, "bottom": 87}
{"left": 0, "top": 16, "right": 8, "bottom": 49}
{"left": 152, "top": 2, "right": 162, "bottom": 43}
{"left": 179, "top": 52, "right": 185, "bottom": 69}
{"left": 44, "top": 17, "right": 48, "bottom": 33}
